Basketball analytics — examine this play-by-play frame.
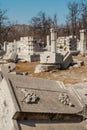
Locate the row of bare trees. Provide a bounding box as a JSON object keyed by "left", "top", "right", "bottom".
{"left": 61, "top": 0, "right": 87, "bottom": 38}
{"left": 28, "top": 0, "right": 87, "bottom": 40}
{"left": 0, "top": 0, "right": 87, "bottom": 43}
{"left": 29, "top": 12, "right": 58, "bottom": 43}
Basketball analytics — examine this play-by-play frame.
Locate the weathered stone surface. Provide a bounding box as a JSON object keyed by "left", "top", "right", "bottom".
{"left": 34, "top": 64, "right": 45, "bottom": 73}
{"left": 40, "top": 52, "right": 63, "bottom": 64}
{"left": 79, "top": 29, "right": 87, "bottom": 55}
{"left": 0, "top": 63, "right": 16, "bottom": 73}
{"left": 56, "top": 36, "right": 77, "bottom": 53}
{"left": 58, "top": 93, "right": 73, "bottom": 107}
{"left": 8, "top": 52, "right": 18, "bottom": 63}
{"left": 34, "top": 64, "right": 60, "bottom": 73}
{"left": 0, "top": 73, "right": 87, "bottom": 130}
{"left": 61, "top": 51, "right": 73, "bottom": 69}
{"left": 3, "top": 36, "right": 43, "bottom": 62}
{"left": 21, "top": 89, "right": 39, "bottom": 104}
{"left": 40, "top": 28, "right": 74, "bottom": 71}
{"left": 0, "top": 78, "right": 17, "bottom": 130}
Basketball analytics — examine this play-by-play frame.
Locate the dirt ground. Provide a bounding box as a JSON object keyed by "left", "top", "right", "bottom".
{"left": 13, "top": 55, "right": 87, "bottom": 84}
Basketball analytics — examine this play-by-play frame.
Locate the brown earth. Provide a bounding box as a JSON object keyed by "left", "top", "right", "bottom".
{"left": 13, "top": 55, "right": 87, "bottom": 84}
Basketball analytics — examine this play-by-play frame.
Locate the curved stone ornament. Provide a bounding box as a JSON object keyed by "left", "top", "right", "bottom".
{"left": 58, "top": 93, "right": 74, "bottom": 107}
{"left": 21, "top": 89, "right": 40, "bottom": 104}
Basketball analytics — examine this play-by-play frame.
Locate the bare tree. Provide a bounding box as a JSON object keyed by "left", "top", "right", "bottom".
{"left": 30, "top": 11, "right": 53, "bottom": 44}
{"left": 0, "top": 9, "right": 8, "bottom": 42}
{"left": 80, "top": 0, "right": 87, "bottom": 29}
{"left": 66, "top": 1, "right": 80, "bottom": 36}
{"left": 0, "top": 9, "right": 14, "bottom": 43}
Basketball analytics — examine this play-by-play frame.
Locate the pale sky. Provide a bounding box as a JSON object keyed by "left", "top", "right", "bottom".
{"left": 0, "top": 0, "right": 81, "bottom": 25}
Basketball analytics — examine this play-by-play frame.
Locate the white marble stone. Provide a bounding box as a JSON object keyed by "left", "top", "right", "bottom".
{"left": 47, "top": 35, "right": 50, "bottom": 51}
{"left": 3, "top": 36, "right": 42, "bottom": 62}
{"left": 79, "top": 29, "right": 87, "bottom": 55}
{"left": 40, "top": 52, "right": 63, "bottom": 64}
{"left": 50, "top": 28, "right": 57, "bottom": 53}
{"left": 0, "top": 78, "right": 16, "bottom": 130}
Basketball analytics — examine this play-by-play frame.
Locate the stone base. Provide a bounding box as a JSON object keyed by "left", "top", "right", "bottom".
{"left": 34, "top": 64, "right": 61, "bottom": 73}
{"left": 40, "top": 52, "right": 63, "bottom": 64}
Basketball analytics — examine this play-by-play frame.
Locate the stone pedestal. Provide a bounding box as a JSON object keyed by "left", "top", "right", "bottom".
{"left": 40, "top": 52, "right": 63, "bottom": 64}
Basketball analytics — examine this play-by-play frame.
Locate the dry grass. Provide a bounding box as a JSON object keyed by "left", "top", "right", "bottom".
{"left": 13, "top": 62, "right": 39, "bottom": 72}
{"left": 13, "top": 56, "right": 87, "bottom": 84}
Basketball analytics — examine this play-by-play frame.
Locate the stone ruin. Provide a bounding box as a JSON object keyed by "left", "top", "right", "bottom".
{"left": 35, "top": 28, "right": 74, "bottom": 73}
{"left": 2, "top": 36, "right": 43, "bottom": 62}
{"left": 56, "top": 29, "right": 87, "bottom": 56}
{"left": 0, "top": 67, "right": 87, "bottom": 130}
{"left": 0, "top": 28, "right": 86, "bottom": 64}
{"left": 56, "top": 36, "right": 78, "bottom": 54}
{"left": 45, "top": 28, "right": 87, "bottom": 57}
{"left": 35, "top": 28, "right": 87, "bottom": 73}
{"left": 0, "top": 32, "right": 86, "bottom": 129}
{"left": 0, "top": 28, "right": 86, "bottom": 75}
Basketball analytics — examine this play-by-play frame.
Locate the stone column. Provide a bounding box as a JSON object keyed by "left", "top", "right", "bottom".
{"left": 50, "top": 28, "right": 57, "bottom": 53}
{"left": 80, "top": 29, "right": 87, "bottom": 55}
{"left": 13, "top": 40, "right": 17, "bottom": 53}
{"left": 3, "top": 41, "right": 7, "bottom": 52}
{"left": 28, "top": 36, "right": 34, "bottom": 55}
{"left": 47, "top": 35, "right": 50, "bottom": 51}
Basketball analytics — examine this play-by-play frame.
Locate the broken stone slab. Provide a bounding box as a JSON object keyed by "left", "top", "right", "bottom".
{"left": 16, "top": 72, "right": 29, "bottom": 75}
{"left": 0, "top": 63, "right": 16, "bottom": 74}
{"left": 77, "top": 60, "right": 84, "bottom": 66}
{"left": 61, "top": 52, "right": 73, "bottom": 69}
{"left": 3, "top": 53, "right": 12, "bottom": 60}
{"left": 34, "top": 64, "right": 47, "bottom": 73}
{"left": 8, "top": 52, "right": 18, "bottom": 63}
{"left": 69, "top": 66, "right": 73, "bottom": 69}
{"left": 0, "top": 60, "right": 7, "bottom": 63}
{"left": 10, "top": 72, "right": 17, "bottom": 75}
{"left": 69, "top": 61, "right": 84, "bottom": 69}
{"left": 73, "top": 64, "right": 81, "bottom": 68}
{"left": 73, "top": 59, "right": 84, "bottom": 66}
{"left": 34, "top": 64, "right": 61, "bottom": 73}
{"left": 10, "top": 72, "right": 29, "bottom": 76}
{"left": 0, "top": 73, "right": 87, "bottom": 130}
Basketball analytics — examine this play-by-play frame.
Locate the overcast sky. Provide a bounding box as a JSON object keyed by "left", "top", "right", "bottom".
{"left": 0, "top": 0, "right": 81, "bottom": 25}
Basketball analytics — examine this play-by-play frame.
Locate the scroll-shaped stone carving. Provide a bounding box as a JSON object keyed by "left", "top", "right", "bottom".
{"left": 21, "top": 89, "right": 39, "bottom": 104}
{"left": 58, "top": 93, "right": 74, "bottom": 107}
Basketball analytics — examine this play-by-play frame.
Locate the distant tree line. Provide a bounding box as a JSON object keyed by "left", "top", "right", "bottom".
{"left": 0, "top": 0, "right": 87, "bottom": 43}
{"left": 59, "top": 0, "right": 87, "bottom": 38}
